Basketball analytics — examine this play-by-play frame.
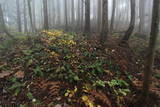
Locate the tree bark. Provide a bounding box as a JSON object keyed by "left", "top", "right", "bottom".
{"left": 32, "top": 0, "right": 36, "bottom": 31}
{"left": 84, "top": 0, "right": 90, "bottom": 36}
{"left": 120, "top": 0, "right": 135, "bottom": 44}
{"left": 80, "top": 0, "right": 84, "bottom": 31}
{"left": 77, "top": 0, "right": 81, "bottom": 31}
{"left": 23, "top": 0, "right": 27, "bottom": 32}
{"left": 64, "top": 0, "right": 68, "bottom": 31}
{"left": 43, "top": 0, "right": 49, "bottom": 30}
{"left": 97, "top": 0, "right": 102, "bottom": 32}
{"left": 0, "top": 4, "right": 13, "bottom": 38}
{"left": 142, "top": 0, "right": 160, "bottom": 99}
{"left": 71, "top": 0, "right": 75, "bottom": 29}
{"left": 16, "top": 0, "right": 22, "bottom": 32}
{"left": 139, "top": 0, "right": 147, "bottom": 39}
{"left": 110, "top": 0, "right": 116, "bottom": 33}
{"left": 27, "top": 0, "right": 33, "bottom": 32}
{"left": 57, "top": 0, "right": 61, "bottom": 26}
{"left": 100, "top": 0, "right": 108, "bottom": 44}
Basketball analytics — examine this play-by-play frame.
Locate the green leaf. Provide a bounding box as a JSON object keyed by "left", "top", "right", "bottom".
{"left": 73, "top": 75, "right": 80, "bottom": 81}
{"left": 9, "top": 82, "right": 23, "bottom": 90}
{"left": 118, "top": 89, "right": 131, "bottom": 96}
{"left": 26, "top": 59, "right": 33, "bottom": 67}
{"left": 22, "top": 49, "right": 33, "bottom": 55}
{"left": 93, "top": 80, "right": 106, "bottom": 87}
{"left": 155, "top": 73, "right": 160, "bottom": 79}
{"left": 9, "top": 77, "right": 17, "bottom": 83}
{"left": 107, "top": 79, "right": 129, "bottom": 88}
{"left": 34, "top": 66, "right": 44, "bottom": 77}
{"left": 14, "top": 88, "right": 21, "bottom": 96}
{"left": 27, "top": 92, "right": 33, "bottom": 100}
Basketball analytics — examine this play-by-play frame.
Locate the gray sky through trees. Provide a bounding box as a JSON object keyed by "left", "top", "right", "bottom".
{"left": 0, "top": 0, "right": 153, "bottom": 36}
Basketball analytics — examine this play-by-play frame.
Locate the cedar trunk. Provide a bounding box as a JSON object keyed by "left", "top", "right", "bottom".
{"left": 100, "top": 0, "right": 108, "bottom": 44}
{"left": 84, "top": 0, "right": 90, "bottom": 36}
{"left": 110, "top": 0, "right": 116, "bottom": 33}
{"left": 142, "top": 0, "right": 160, "bottom": 99}
{"left": 43, "top": 0, "right": 49, "bottom": 30}
{"left": 16, "top": 0, "right": 22, "bottom": 32}
{"left": 121, "top": 0, "right": 135, "bottom": 44}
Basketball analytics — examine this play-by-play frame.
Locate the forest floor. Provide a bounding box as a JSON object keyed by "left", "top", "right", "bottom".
{"left": 0, "top": 30, "right": 160, "bottom": 107}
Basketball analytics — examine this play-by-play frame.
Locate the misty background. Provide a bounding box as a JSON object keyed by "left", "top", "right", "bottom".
{"left": 0, "top": 0, "right": 154, "bottom": 37}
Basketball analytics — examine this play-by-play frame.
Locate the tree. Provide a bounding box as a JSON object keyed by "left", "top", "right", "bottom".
{"left": 142, "top": 0, "right": 160, "bottom": 100}
{"left": 32, "top": 0, "right": 36, "bottom": 30}
{"left": 64, "top": 0, "right": 68, "bottom": 31}
{"left": 110, "top": 0, "right": 116, "bottom": 33}
{"left": 23, "top": 0, "right": 27, "bottom": 32}
{"left": 84, "top": 0, "right": 90, "bottom": 36}
{"left": 0, "top": 4, "right": 6, "bottom": 33}
{"left": 56, "top": 0, "right": 61, "bottom": 26}
{"left": 16, "top": 0, "right": 22, "bottom": 32}
{"left": 139, "top": 0, "right": 145, "bottom": 32}
{"left": 120, "top": 0, "right": 135, "bottom": 45}
{"left": 100, "top": 0, "right": 108, "bottom": 44}
{"left": 97, "top": 0, "right": 102, "bottom": 32}
{"left": 77, "top": 0, "right": 81, "bottom": 31}
{"left": 80, "top": 0, "right": 84, "bottom": 30}
{"left": 0, "top": 4, "right": 13, "bottom": 38}
{"left": 43, "top": 0, "right": 49, "bottom": 30}
{"left": 71, "top": 0, "right": 75, "bottom": 29}
{"left": 27, "top": 0, "right": 34, "bottom": 32}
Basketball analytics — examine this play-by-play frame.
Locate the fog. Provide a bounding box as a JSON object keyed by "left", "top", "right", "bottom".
{"left": 0, "top": 0, "right": 153, "bottom": 36}
{"left": 0, "top": 0, "right": 160, "bottom": 106}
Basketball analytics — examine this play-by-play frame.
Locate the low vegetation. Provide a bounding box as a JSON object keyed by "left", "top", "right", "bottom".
{"left": 0, "top": 30, "right": 159, "bottom": 107}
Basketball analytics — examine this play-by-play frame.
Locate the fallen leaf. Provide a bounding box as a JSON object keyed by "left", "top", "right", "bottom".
{"left": 14, "top": 71, "right": 24, "bottom": 79}
{"left": 0, "top": 71, "right": 13, "bottom": 79}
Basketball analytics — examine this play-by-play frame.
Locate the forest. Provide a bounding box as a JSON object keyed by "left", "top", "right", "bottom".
{"left": 0, "top": 0, "right": 160, "bottom": 107}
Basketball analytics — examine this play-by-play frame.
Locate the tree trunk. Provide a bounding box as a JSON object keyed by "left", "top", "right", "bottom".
{"left": 0, "top": 4, "right": 6, "bottom": 33}
{"left": 142, "top": 0, "right": 160, "bottom": 100}
{"left": 110, "top": 0, "right": 116, "bottom": 33}
{"left": 27, "top": 0, "right": 33, "bottom": 32}
{"left": 0, "top": 4, "right": 13, "bottom": 38}
{"left": 139, "top": 0, "right": 146, "bottom": 39}
{"left": 71, "top": 0, "right": 75, "bottom": 30}
{"left": 64, "top": 0, "right": 68, "bottom": 31}
{"left": 57, "top": 0, "right": 61, "bottom": 27}
{"left": 23, "top": 0, "right": 27, "bottom": 32}
{"left": 84, "top": 0, "right": 90, "bottom": 36}
{"left": 77, "top": 0, "right": 81, "bottom": 31}
{"left": 97, "top": 0, "right": 102, "bottom": 32}
{"left": 80, "top": 0, "right": 84, "bottom": 31}
{"left": 100, "top": 0, "right": 108, "bottom": 44}
{"left": 120, "top": 0, "right": 135, "bottom": 44}
{"left": 43, "top": 0, "right": 49, "bottom": 30}
{"left": 32, "top": 0, "right": 36, "bottom": 31}
{"left": 52, "top": 0, "right": 56, "bottom": 27}
{"left": 16, "top": 0, "right": 22, "bottom": 32}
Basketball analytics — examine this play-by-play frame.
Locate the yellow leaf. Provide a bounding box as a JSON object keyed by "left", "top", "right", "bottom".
{"left": 82, "top": 95, "right": 88, "bottom": 101}
{"left": 74, "top": 87, "right": 77, "bottom": 92}
{"left": 97, "top": 105, "right": 101, "bottom": 107}
{"left": 88, "top": 102, "right": 94, "bottom": 107}
{"left": 64, "top": 92, "right": 69, "bottom": 97}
